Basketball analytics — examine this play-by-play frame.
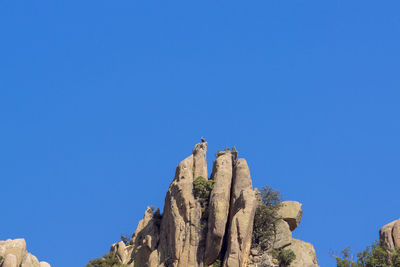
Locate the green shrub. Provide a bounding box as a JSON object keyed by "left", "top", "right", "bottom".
{"left": 86, "top": 252, "right": 128, "bottom": 267}
{"left": 252, "top": 185, "right": 282, "bottom": 249}
{"left": 276, "top": 249, "right": 296, "bottom": 267}
{"left": 193, "top": 176, "right": 214, "bottom": 206}
{"left": 0, "top": 256, "right": 3, "bottom": 262}
{"left": 212, "top": 259, "right": 222, "bottom": 267}
{"left": 334, "top": 241, "right": 400, "bottom": 267}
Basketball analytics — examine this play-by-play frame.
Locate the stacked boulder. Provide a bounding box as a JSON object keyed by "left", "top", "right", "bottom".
{"left": 106, "top": 141, "right": 319, "bottom": 267}
{"left": 247, "top": 201, "right": 319, "bottom": 267}
{"left": 380, "top": 218, "right": 400, "bottom": 250}
{"left": 0, "top": 239, "right": 51, "bottom": 267}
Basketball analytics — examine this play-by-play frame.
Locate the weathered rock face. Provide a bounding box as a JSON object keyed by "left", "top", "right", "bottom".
{"left": 100, "top": 141, "right": 319, "bottom": 267}
{"left": 0, "top": 239, "right": 51, "bottom": 267}
{"left": 131, "top": 206, "right": 160, "bottom": 267}
{"left": 248, "top": 198, "right": 319, "bottom": 267}
{"left": 223, "top": 159, "right": 257, "bottom": 267}
{"left": 287, "top": 239, "right": 319, "bottom": 267}
{"left": 277, "top": 201, "right": 303, "bottom": 231}
{"left": 110, "top": 242, "right": 130, "bottom": 265}
{"left": 272, "top": 219, "right": 292, "bottom": 249}
{"left": 2, "top": 254, "right": 17, "bottom": 267}
{"left": 158, "top": 142, "right": 207, "bottom": 267}
{"left": 380, "top": 218, "right": 400, "bottom": 250}
{"left": 0, "top": 239, "right": 26, "bottom": 266}
{"left": 193, "top": 142, "right": 208, "bottom": 179}
{"left": 21, "top": 253, "right": 40, "bottom": 267}
{"left": 205, "top": 151, "right": 233, "bottom": 265}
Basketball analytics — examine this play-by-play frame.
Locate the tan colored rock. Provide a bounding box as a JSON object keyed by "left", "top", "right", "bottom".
{"left": 39, "top": 262, "right": 51, "bottom": 267}
{"left": 205, "top": 151, "right": 233, "bottom": 265}
{"left": 110, "top": 241, "right": 130, "bottom": 264}
{"left": 287, "top": 238, "right": 319, "bottom": 267}
{"left": 272, "top": 219, "right": 292, "bottom": 249}
{"left": 21, "top": 253, "right": 40, "bottom": 267}
{"left": 223, "top": 159, "right": 257, "bottom": 267}
{"left": 230, "top": 159, "right": 252, "bottom": 206}
{"left": 380, "top": 219, "right": 400, "bottom": 250}
{"left": 277, "top": 201, "right": 303, "bottom": 231}
{"left": 393, "top": 220, "right": 400, "bottom": 248}
{"left": 0, "top": 239, "right": 27, "bottom": 266}
{"left": 158, "top": 142, "right": 207, "bottom": 267}
{"left": 193, "top": 142, "right": 208, "bottom": 179}
{"left": 247, "top": 252, "right": 278, "bottom": 267}
{"left": 2, "top": 254, "right": 17, "bottom": 267}
{"left": 131, "top": 207, "right": 161, "bottom": 267}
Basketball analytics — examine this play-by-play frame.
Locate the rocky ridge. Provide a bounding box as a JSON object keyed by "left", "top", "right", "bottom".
{"left": 0, "top": 239, "right": 51, "bottom": 267}
{"left": 106, "top": 141, "right": 319, "bottom": 267}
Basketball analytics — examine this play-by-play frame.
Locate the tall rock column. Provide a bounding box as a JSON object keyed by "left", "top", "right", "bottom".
{"left": 193, "top": 142, "right": 208, "bottom": 179}
{"left": 158, "top": 142, "right": 208, "bottom": 267}
{"left": 223, "top": 159, "right": 257, "bottom": 267}
{"left": 204, "top": 151, "right": 234, "bottom": 265}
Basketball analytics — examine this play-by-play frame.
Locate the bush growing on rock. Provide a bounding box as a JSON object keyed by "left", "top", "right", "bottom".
{"left": 86, "top": 252, "right": 128, "bottom": 267}
{"left": 276, "top": 248, "right": 296, "bottom": 267}
{"left": 193, "top": 176, "right": 214, "bottom": 206}
{"left": 120, "top": 234, "right": 131, "bottom": 245}
{"left": 252, "top": 185, "right": 282, "bottom": 250}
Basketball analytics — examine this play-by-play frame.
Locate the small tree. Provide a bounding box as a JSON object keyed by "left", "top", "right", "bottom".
{"left": 193, "top": 176, "right": 214, "bottom": 206}
{"left": 252, "top": 185, "right": 282, "bottom": 249}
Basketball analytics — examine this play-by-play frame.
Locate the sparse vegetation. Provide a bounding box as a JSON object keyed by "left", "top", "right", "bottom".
{"left": 86, "top": 252, "right": 128, "bottom": 267}
{"left": 252, "top": 185, "right": 282, "bottom": 250}
{"left": 193, "top": 176, "right": 214, "bottom": 229}
{"left": 193, "top": 176, "right": 214, "bottom": 206}
{"left": 120, "top": 234, "right": 131, "bottom": 245}
{"left": 212, "top": 259, "right": 222, "bottom": 267}
{"left": 276, "top": 249, "right": 296, "bottom": 267}
{"left": 333, "top": 241, "right": 400, "bottom": 267}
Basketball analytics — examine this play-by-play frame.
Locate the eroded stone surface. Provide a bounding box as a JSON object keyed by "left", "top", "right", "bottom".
{"left": 272, "top": 219, "right": 292, "bottom": 249}
{"left": 205, "top": 151, "right": 233, "bottom": 265}
{"left": 158, "top": 142, "right": 207, "bottom": 267}
{"left": 287, "top": 238, "right": 319, "bottom": 267}
{"left": 277, "top": 201, "right": 303, "bottom": 231}
{"left": 223, "top": 159, "right": 257, "bottom": 267}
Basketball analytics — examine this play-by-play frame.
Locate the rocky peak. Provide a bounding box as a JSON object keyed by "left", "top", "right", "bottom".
{"left": 105, "top": 141, "right": 319, "bottom": 267}
{"left": 0, "top": 239, "right": 51, "bottom": 267}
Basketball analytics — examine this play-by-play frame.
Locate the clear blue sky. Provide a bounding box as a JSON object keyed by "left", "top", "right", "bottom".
{"left": 1, "top": 1, "right": 400, "bottom": 266}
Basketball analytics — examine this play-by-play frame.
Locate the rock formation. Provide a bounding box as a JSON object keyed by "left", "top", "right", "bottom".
{"left": 248, "top": 201, "right": 319, "bottom": 267}
{"left": 205, "top": 151, "right": 234, "bottom": 265}
{"left": 0, "top": 239, "right": 51, "bottom": 267}
{"left": 102, "top": 141, "right": 319, "bottom": 267}
{"left": 380, "top": 218, "right": 400, "bottom": 250}
{"left": 277, "top": 201, "right": 303, "bottom": 231}
{"left": 223, "top": 159, "right": 257, "bottom": 267}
